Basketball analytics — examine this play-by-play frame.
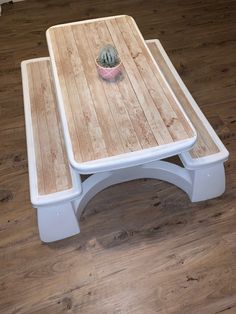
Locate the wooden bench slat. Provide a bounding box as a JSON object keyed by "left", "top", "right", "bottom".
{"left": 26, "top": 60, "right": 72, "bottom": 195}
{"left": 147, "top": 41, "right": 220, "bottom": 159}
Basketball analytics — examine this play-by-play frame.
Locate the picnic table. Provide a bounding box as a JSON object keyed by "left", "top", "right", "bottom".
{"left": 21, "top": 15, "right": 229, "bottom": 242}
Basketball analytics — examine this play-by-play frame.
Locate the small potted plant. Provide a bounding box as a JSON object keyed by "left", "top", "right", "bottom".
{"left": 96, "top": 44, "right": 122, "bottom": 81}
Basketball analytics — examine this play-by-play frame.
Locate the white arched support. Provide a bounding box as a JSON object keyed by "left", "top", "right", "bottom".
{"left": 74, "top": 160, "right": 226, "bottom": 220}
{"left": 37, "top": 160, "right": 226, "bottom": 242}
{"left": 74, "top": 161, "right": 208, "bottom": 219}
{"left": 74, "top": 160, "right": 226, "bottom": 221}
{"left": 74, "top": 160, "right": 192, "bottom": 220}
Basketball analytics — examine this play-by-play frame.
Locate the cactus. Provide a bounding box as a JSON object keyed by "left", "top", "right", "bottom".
{"left": 97, "top": 44, "right": 120, "bottom": 68}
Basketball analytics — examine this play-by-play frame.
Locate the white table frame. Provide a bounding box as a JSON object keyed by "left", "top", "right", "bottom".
{"left": 21, "top": 18, "right": 229, "bottom": 242}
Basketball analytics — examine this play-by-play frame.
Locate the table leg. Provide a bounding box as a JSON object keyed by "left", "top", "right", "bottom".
{"left": 37, "top": 202, "right": 80, "bottom": 242}
{"left": 189, "top": 162, "right": 226, "bottom": 202}
{"left": 74, "top": 161, "right": 192, "bottom": 220}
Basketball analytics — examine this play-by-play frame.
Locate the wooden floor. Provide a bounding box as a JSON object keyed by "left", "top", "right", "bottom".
{"left": 0, "top": 0, "right": 236, "bottom": 313}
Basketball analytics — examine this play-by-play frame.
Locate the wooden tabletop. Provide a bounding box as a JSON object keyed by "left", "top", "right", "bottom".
{"left": 46, "top": 15, "right": 196, "bottom": 173}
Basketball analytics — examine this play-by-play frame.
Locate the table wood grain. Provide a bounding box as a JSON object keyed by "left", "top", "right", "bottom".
{"left": 1, "top": 1, "right": 236, "bottom": 313}
{"left": 47, "top": 15, "right": 196, "bottom": 167}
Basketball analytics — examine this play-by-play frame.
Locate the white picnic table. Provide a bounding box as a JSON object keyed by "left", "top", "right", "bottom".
{"left": 21, "top": 15, "right": 228, "bottom": 242}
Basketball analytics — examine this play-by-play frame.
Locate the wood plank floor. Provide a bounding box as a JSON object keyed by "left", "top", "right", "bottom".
{"left": 0, "top": 0, "right": 236, "bottom": 313}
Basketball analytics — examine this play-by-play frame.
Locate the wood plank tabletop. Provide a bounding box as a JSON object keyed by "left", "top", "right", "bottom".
{"left": 46, "top": 15, "right": 196, "bottom": 172}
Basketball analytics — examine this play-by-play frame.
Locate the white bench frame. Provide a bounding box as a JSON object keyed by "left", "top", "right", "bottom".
{"left": 21, "top": 40, "right": 229, "bottom": 243}
{"left": 22, "top": 58, "right": 82, "bottom": 242}
{"left": 148, "top": 40, "right": 229, "bottom": 201}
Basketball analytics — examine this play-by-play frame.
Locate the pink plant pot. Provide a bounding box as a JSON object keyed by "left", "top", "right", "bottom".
{"left": 96, "top": 60, "right": 122, "bottom": 81}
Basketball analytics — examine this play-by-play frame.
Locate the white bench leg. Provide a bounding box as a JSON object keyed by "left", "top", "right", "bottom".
{"left": 189, "top": 163, "right": 226, "bottom": 202}
{"left": 37, "top": 201, "right": 80, "bottom": 242}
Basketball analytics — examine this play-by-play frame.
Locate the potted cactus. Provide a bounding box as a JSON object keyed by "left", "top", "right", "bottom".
{"left": 96, "top": 44, "right": 122, "bottom": 81}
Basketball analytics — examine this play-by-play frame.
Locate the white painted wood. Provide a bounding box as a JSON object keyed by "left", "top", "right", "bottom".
{"left": 74, "top": 161, "right": 192, "bottom": 220}
{"left": 36, "top": 159, "right": 227, "bottom": 242}
{"left": 189, "top": 163, "right": 226, "bottom": 202}
{"left": 21, "top": 57, "right": 83, "bottom": 242}
{"left": 37, "top": 202, "right": 80, "bottom": 242}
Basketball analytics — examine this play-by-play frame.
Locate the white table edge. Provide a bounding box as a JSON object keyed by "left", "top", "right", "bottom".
{"left": 46, "top": 16, "right": 198, "bottom": 174}
{"left": 68, "top": 136, "right": 196, "bottom": 174}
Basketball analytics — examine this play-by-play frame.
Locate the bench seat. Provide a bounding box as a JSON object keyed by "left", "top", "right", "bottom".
{"left": 147, "top": 39, "right": 229, "bottom": 169}
{"left": 21, "top": 57, "right": 82, "bottom": 242}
